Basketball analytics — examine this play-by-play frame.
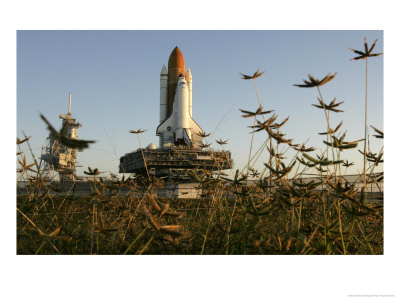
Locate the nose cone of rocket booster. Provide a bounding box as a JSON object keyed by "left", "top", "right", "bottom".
{"left": 160, "top": 64, "right": 167, "bottom": 75}
{"left": 185, "top": 68, "right": 192, "bottom": 81}
{"left": 167, "top": 47, "right": 185, "bottom": 116}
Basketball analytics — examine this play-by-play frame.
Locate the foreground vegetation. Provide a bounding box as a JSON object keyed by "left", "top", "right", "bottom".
{"left": 17, "top": 37, "right": 383, "bottom": 254}
{"left": 16, "top": 171, "right": 383, "bottom": 254}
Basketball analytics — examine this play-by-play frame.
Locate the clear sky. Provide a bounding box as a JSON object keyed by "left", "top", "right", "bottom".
{"left": 17, "top": 30, "right": 383, "bottom": 177}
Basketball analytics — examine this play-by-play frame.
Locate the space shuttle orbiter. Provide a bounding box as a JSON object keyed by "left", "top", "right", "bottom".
{"left": 156, "top": 47, "right": 203, "bottom": 148}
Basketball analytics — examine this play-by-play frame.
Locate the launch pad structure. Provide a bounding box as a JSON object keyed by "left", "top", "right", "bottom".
{"left": 119, "top": 47, "right": 233, "bottom": 181}
{"left": 39, "top": 93, "right": 82, "bottom": 181}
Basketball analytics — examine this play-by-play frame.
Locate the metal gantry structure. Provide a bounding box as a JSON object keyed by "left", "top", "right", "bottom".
{"left": 39, "top": 93, "right": 82, "bottom": 181}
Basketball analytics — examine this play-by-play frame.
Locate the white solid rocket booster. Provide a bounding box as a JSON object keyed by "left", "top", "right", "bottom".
{"left": 160, "top": 64, "right": 168, "bottom": 123}
{"left": 186, "top": 68, "right": 192, "bottom": 117}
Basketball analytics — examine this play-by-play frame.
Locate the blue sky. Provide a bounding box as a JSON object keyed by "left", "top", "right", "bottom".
{"left": 17, "top": 30, "right": 383, "bottom": 177}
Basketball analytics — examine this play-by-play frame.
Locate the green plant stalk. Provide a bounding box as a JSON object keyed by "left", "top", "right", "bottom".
{"left": 321, "top": 196, "right": 328, "bottom": 254}
{"left": 368, "top": 146, "right": 384, "bottom": 195}
{"left": 90, "top": 203, "right": 95, "bottom": 254}
{"left": 122, "top": 185, "right": 153, "bottom": 241}
{"left": 137, "top": 134, "right": 150, "bottom": 180}
{"left": 247, "top": 116, "right": 257, "bottom": 174}
{"left": 137, "top": 234, "right": 155, "bottom": 255}
{"left": 252, "top": 78, "right": 273, "bottom": 189}
{"left": 343, "top": 218, "right": 358, "bottom": 251}
{"left": 285, "top": 137, "right": 311, "bottom": 180}
{"left": 337, "top": 137, "right": 342, "bottom": 175}
{"left": 297, "top": 198, "right": 303, "bottom": 251}
{"left": 201, "top": 210, "right": 216, "bottom": 255}
{"left": 241, "top": 211, "right": 248, "bottom": 254}
{"left": 348, "top": 231, "right": 368, "bottom": 254}
{"left": 246, "top": 78, "right": 265, "bottom": 175}
{"left": 244, "top": 138, "right": 269, "bottom": 176}
{"left": 97, "top": 231, "right": 99, "bottom": 254}
{"left": 335, "top": 197, "right": 346, "bottom": 254}
{"left": 250, "top": 139, "right": 269, "bottom": 171}
{"left": 274, "top": 127, "right": 282, "bottom": 170}
{"left": 225, "top": 192, "right": 238, "bottom": 254}
{"left": 300, "top": 226, "right": 319, "bottom": 254}
{"left": 35, "top": 241, "right": 46, "bottom": 255}
{"left": 317, "top": 156, "right": 328, "bottom": 254}
{"left": 363, "top": 58, "right": 368, "bottom": 193}
{"left": 290, "top": 204, "right": 295, "bottom": 231}
{"left": 316, "top": 86, "right": 345, "bottom": 253}
{"left": 316, "top": 87, "right": 337, "bottom": 179}
{"left": 200, "top": 231, "right": 208, "bottom": 255}
{"left": 123, "top": 226, "right": 149, "bottom": 254}
{"left": 356, "top": 219, "right": 374, "bottom": 254}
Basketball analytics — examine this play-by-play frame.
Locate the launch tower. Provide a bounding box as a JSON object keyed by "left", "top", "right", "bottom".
{"left": 119, "top": 47, "right": 232, "bottom": 180}
{"left": 40, "top": 93, "right": 82, "bottom": 181}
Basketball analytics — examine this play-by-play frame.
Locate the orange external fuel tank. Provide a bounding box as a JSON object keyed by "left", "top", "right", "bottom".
{"left": 167, "top": 47, "right": 186, "bottom": 116}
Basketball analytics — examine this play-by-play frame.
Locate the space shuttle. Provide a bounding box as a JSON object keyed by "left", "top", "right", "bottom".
{"left": 156, "top": 47, "right": 203, "bottom": 148}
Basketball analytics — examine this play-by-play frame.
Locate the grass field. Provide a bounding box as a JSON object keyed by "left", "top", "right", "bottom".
{"left": 16, "top": 174, "right": 383, "bottom": 255}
